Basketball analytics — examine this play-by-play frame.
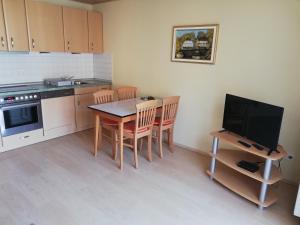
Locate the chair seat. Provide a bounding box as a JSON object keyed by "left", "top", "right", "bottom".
{"left": 102, "top": 118, "right": 118, "bottom": 126}
{"left": 154, "top": 118, "right": 173, "bottom": 126}
{"left": 124, "top": 122, "right": 149, "bottom": 134}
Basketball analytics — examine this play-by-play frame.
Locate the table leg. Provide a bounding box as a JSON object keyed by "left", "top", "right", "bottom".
{"left": 119, "top": 121, "right": 124, "bottom": 171}
{"left": 93, "top": 113, "right": 100, "bottom": 156}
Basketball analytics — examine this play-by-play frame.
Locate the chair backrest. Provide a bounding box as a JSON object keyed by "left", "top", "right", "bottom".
{"left": 116, "top": 86, "right": 138, "bottom": 100}
{"left": 93, "top": 89, "right": 115, "bottom": 104}
{"left": 135, "top": 100, "right": 158, "bottom": 134}
{"left": 160, "top": 96, "right": 180, "bottom": 126}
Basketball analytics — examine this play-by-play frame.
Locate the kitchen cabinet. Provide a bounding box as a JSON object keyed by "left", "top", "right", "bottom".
{"left": 75, "top": 93, "right": 95, "bottom": 131}
{"left": 2, "top": 0, "right": 29, "bottom": 51}
{"left": 42, "top": 96, "right": 76, "bottom": 139}
{"left": 75, "top": 85, "right": 111, "bottom": 131}
{"left": 63, "top": 7, "right": 88, "bottom": 53}
{"left": 25, "top": 0, "right": 64, "bottom": 52}
{"left": 2, "top": 129, "right": 44, "bottom": 152}
{"left": 88, "top": 11, "right": 103, "bottom": 53}
{"left": 0, "top": 0, "right": 8, "bottom": 51}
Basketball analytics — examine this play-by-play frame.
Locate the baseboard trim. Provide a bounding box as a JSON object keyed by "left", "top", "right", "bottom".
{"left": 174, "top": 142, "right": 209, "bottom": 157}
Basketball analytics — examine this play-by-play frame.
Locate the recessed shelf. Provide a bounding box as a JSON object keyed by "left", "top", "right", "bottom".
{"left": 208, "top": 130, "right": 287, "bottom": 209}
{"left": 207, "top": 166, "right": 278, "bottom": 207}
{"left": 210, "top": 149, "right": 282, "bottom": 184}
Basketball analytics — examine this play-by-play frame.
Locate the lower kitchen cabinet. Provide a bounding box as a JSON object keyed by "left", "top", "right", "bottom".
{"left": 42, "top": 95, "right": 76, "bottom": 139}
{"left": 75, "top": 85, "right": 111, "bottom": 131}
{"left": 75, "top": 93, "right": 95, "bottom": 131}
{"left": 2, "top": 129, "right": 44, "bottom": 151}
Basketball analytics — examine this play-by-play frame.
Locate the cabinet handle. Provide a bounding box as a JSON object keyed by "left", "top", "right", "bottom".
{"left": 67, "top": 41, "right": 70, "bottom": 50}
{"left": 32, "top": 38, "right": 35, "bottom": 48}
{"left": 1, "top": 36, "right": 4, "bottom": 47}
{"left": 21, "top": 135, "right": 30, "bottom": 140}
{"left": 10, "top": 37, "right": 14, "bottom": 48}
{"left": 77, "top": 99, "right": 80, "bottom": 106}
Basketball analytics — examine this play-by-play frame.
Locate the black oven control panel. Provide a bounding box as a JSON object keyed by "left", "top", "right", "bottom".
{"left": 0, "top": 93, "right": 41, "bottom": 105}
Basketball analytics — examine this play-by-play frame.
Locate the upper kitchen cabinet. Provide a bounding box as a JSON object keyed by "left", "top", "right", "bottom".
{"left": 63, "top": 7, "right": 88, "bottom": 53}
{"left": 88, "top": 11, "right": 103, "bottom": 53}
{"left": 2, "top": 0, "right": 29, "bottom": 51}
{"left": 25, "top": 0, "right": 64, "bottom": 52}
{"left": 0, "top": 0, "right": 8, "bottom": 51}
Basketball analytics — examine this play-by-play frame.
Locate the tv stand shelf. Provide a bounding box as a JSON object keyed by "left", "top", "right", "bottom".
{"left": 207, "top": 131, "right": 287, "bottom": 209}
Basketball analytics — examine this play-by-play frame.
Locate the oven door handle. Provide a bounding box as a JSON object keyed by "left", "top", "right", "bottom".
{"left": 0, "top": 102, "right": 41, "bottom": 111}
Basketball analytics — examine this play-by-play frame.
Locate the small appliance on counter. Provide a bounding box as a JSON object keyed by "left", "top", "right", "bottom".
{"left": 44, "top": 76, "right": 74, "bottom": 87}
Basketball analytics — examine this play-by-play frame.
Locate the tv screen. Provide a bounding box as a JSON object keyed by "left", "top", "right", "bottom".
{"left": 222, "top": 94, "right": 284, "bottom": 151}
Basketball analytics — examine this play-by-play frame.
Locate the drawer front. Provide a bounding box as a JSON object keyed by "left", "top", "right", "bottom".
{"left": 2, "top": 129, "right": 44, "bottom": 151}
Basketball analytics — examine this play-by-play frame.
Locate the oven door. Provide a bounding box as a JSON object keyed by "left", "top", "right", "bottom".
{"left": 0, "top": 101, "right": 43, "bottom": 137}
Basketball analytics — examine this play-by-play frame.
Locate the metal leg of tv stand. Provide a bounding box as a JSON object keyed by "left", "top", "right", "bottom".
{"left": 259, "top": 159, "right": 272, "bottom": 210}
{"left": 209, "top": 137, "right": 219, "bottom": 180}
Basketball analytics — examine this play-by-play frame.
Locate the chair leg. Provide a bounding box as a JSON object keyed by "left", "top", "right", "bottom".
{"left": 134, "top": 138, "right": 138, "bottom": 169}
{"left": 158, "top": 130, "right": 163, "bottom": 158}
{"left": 113, "top": 131, "right": 118, "bottom": 160}
{"left": 147, "top": 134, "right": 152, "bottom": 162}
{"left": 139, "top": 137, "right": 144, "bottom": 152}
{"left": 168, "top": 128, "right": 174, "bottom": 153}
{"left": 111, "top": 130, "right": 116, "bottom": 159}
{"left": 153, "top": 130, "right": 157, "bottom": 144}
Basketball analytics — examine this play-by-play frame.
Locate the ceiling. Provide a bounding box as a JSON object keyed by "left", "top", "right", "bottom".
{"left": 71, "top": 0, "right": 116, "bottom": 4}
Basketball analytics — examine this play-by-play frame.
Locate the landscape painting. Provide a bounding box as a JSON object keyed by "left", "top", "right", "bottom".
{"left": 171, "top": 25, "right": 219, "bottom": 64}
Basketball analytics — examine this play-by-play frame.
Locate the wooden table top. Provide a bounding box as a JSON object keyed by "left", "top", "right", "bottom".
{"left": 88, "top": 98, "right": 162, "bottom": 117}
{"left": 210, "top": 130, "right": 288, "bottom": 160}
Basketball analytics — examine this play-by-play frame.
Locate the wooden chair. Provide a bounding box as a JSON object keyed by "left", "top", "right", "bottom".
{"left": 153, "top": 96, "right": 180, "bottom": 158}
{"left": 116, "top": 86, "right": 138, "bottom": 100}
{"left": 122, "top": 100, "right": 158, "bottom": 168}
{"left": 93, "top": 90, "right": 118, "bottom": 160}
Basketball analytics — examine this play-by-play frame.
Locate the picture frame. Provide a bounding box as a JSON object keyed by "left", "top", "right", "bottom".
{"left": 171, "top": 24, "right": 219, "bottom": 64}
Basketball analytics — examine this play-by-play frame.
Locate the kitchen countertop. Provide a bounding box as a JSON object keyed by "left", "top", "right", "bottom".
{"left": 0, "top": 79, "right": 112, "bottom": 96}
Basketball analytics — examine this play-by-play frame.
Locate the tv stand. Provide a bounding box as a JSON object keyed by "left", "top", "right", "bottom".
{"left": 207, "top": 130, "right": 287, "bottom": 209}
{"left": 238, "top": 140, "right": 251, "bottom": 148}
{"left": 267, "top": 148, "right": 280, "bottom": 156}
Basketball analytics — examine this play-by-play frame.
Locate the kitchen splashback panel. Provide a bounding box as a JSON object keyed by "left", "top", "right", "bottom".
{"left": 0, "top": 52, "right": 94, "bottom": 84}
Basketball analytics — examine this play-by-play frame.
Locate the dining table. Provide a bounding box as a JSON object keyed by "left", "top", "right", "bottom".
{"left": 88, "top": 98, "right": 162, "bottom": 170}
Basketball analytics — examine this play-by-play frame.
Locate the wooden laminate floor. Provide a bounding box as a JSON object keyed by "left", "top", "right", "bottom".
{"left": 0, "top": 130, "right": 299, "bottom": 225}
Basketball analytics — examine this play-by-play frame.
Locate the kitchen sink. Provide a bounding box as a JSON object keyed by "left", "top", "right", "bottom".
{"left": 73, "top": 80, "right": 89, "bottom": 85}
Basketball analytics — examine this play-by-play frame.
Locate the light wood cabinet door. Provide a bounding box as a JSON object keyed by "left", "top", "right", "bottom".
{"left": 2, "top": 0, "right": 29, "bottom": 51}
{"left": 25, "top": 0, "right": 64, "bottom": 52}
{"left": 63, "top": 7, "right": 88, "bottom": 53}
{"left": 88, "top": 11, "right": 103, "bottom": 53}
{"left": 75, "top": 93, "right": 95, "bottom": 131}
{"left": 42, "top": 96, "right": 76, "bottom": 138}
{"left": 0, "top": 0, "right": 8, "bottom": 51}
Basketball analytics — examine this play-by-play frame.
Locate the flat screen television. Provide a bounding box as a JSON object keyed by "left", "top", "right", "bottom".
{"left": 222, "top": 94, "right": 284, "bottom": 154}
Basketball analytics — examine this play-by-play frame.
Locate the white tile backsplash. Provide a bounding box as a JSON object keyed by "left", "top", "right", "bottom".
{"left": 93, "top": 53, "right": 112, "bottom": 81}
{"left": 0, "top": 52, "right": 112, "bottom": 84}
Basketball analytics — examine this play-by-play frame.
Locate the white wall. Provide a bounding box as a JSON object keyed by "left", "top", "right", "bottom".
{"left": 94, "top": 0, "right": 300, "bottom": 182}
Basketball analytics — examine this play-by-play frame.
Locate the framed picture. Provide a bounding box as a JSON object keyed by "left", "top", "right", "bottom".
{"left": 171, "top": 24, "right": 219, "bottom": 64}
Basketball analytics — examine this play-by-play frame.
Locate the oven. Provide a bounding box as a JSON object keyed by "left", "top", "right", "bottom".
{"left": 0, "top": 93, "right": 43, "bottom": 137}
